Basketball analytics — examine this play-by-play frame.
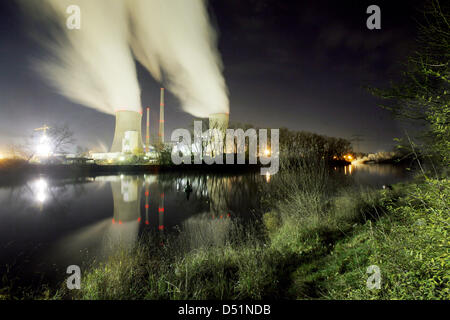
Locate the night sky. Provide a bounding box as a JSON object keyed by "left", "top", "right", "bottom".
{"left": 0, "top": 0, "right": 426, "bottom": 153}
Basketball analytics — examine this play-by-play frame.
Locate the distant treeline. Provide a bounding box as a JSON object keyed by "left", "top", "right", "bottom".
{"left": 228, "top": 122, "right": 353, "bottom": 163}
{"left": 278, "top": 127, "right": 352, "bottom": 160}
{"left": 229, "top": 122, "right": 353, "bottom": 160}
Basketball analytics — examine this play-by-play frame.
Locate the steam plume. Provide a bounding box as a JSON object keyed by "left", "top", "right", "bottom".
{"left": 21, "top": 0, "right": 228, "bottom": 118}
{"left": 23, "top": 0, "right": 141, "bottom": 115}
{"left": 128, "top": 0, "right": 229, "bottom": 117}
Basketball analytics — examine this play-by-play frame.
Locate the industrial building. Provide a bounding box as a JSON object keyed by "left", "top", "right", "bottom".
{"left": 91, "top": 87, "right": 230, "bottom": 164}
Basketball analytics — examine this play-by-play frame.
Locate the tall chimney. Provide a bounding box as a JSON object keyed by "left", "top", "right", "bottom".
{"left": 146, "top": 107, "right": 150, "bottom": 153}
{"left": 159, "top": 88, "right": 165, "bottom": 144}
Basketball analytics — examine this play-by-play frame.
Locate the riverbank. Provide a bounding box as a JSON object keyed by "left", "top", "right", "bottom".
{"left": 0, "top": 161, "right": 261, "bottom": 184}
{"left": 51, "top": 166, "right": 447, "bottom": 300}
{"left": 0, "top": 159, "right": 351, "bottom": 176}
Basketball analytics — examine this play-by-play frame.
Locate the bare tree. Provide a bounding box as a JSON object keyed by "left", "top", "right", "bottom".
{"left": 48, "top": 124, "right": 76, "bottom": 155}
{"left": 8, "top": 123, "right": 76, "bottom": 162}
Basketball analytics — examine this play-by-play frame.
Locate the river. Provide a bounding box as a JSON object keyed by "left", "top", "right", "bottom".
{"left": 0, "top": 163, "right": 412, "bottom": 290}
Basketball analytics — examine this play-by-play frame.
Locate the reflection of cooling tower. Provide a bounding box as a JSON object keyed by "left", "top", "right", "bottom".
{"left": 111, "top": 176, "right": 143, "bottom": 223}
{"left": 111, "top": 111, "right": 144, "bottom": 153}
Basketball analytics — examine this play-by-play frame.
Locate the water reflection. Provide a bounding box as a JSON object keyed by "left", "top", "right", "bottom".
{"left": 338, "top": 163, "right": 411, "bottom": 188}
{"left": 33, "top": 178, "right": 48, "bottom": 204}
{"left": 0, "top": 164, "right": 412, "bottom": 286}
{"left": 107, "top": 176, "right": 142, "bottom": 252}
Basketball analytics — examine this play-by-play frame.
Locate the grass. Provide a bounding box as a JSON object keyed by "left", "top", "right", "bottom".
{"left": 317, "top": 179, "right": 450, "bottom": 299}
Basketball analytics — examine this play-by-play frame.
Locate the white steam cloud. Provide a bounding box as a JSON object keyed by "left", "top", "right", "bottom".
{"left": 21, "top": 0, "right": 228, "bottom": 117}
{"left": 128, "top": 0, "right": 229, "bottom": 117}
{"left": 25, "top": 0, "right": 142, "bottom": 115}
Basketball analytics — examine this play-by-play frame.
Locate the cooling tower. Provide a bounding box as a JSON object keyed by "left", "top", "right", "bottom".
{"left": 209, "top": 112, "right": 229, "bottom": 133}
{"left": 208, "top": 112, "right": 229, "bottom": 155}
{"left": 111, "top": 110, "right": 144, "bottom": 153}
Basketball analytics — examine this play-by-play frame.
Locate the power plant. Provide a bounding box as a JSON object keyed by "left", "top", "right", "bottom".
{"left": 91, "top": 87, "right": 230, "bottom": 162}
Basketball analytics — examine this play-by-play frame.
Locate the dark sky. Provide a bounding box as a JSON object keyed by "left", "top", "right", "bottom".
{"left": 0, "top": 0, "right": 426, "bottom": 154}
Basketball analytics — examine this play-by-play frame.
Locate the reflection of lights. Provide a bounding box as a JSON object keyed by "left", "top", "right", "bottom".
{"left": 264, "top": 148, "right": 271, "bottom": 156}
{"left": 34, "top": 178, "right": 48, "bottom": 203}
{"left": 265, "top": 172, "right": 271, "bottom": 183}
{"left": 344, "top": 165, "right": 353, "bottom": 175}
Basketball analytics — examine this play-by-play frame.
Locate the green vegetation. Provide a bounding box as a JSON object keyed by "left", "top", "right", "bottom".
{"left": 292, "top": 179, "right": 449, "bottom": 299}
{"left": 370, "top": 1, "right": 450, "bottom": 167}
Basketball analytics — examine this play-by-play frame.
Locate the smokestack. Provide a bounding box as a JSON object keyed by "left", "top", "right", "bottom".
{"left": 159, "top": 88, "right": 165, "bottom": 144}
{"left": 146, "top": 107, "right": 150, "bottom": 153}
{"left": 111, "top": 110, "right": 144, "bottom": 153}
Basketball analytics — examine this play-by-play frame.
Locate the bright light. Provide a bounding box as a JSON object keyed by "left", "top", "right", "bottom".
{"left": 0, "top": 154, "right": 3, "bottom": 160}
{"left": 36, "top": 135, "right": 52, "bottom": 157}
{"left": 265, "top": 172, "right": 271, "bottom": 183}
{"left": 119, "top": 156, "right": 125, "bottom": 161}
{"left": 34, "top": 178, "right": 48, "bottom": 203}
{"left": 264, "top": 149, "right": 270, "bottom": 156}
{"left": 344, "top": 154, "right": 353, "bottom": 161}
